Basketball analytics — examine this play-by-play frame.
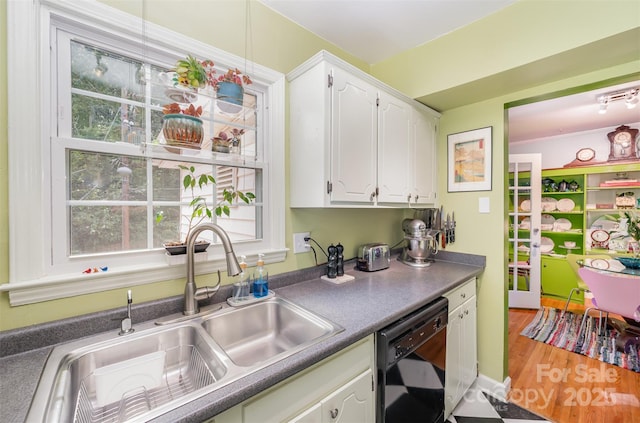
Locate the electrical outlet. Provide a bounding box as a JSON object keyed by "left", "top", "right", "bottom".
{"left": 293, "top": 232, "right": 311, "bottom": 254}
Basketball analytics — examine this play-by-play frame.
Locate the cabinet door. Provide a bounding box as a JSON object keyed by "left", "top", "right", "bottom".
{"left": 445, "top": 304, "right": 464, "bottom": 417}
{"left": 445, "top": 289, "right": 477, "bottom": 418}
{"left": 541, "top": 256, "right": 580, "bottom": 300}
{"left": 460, "top": 297, "right": 477, "bottom": 397}
{"left": 289, "top": 403, "right": 323, "bottom": 423}
{"left": 330, "top": 67, "right": 378, "bottom": 203}
{"left": 411, "top": 108, "right": 437, "bottom": 205}
{"left": 377, "top": 92, "right": 412, "bottom": 203}
{"left": 321, "top": 369, "right": 374, "bottom": 423}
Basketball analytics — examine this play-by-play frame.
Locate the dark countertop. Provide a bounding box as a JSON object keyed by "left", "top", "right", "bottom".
{"left": 0, "top": 252, "right": 484, "bottom": 423}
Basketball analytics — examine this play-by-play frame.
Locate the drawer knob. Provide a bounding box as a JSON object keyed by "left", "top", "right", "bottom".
{"left": 330, "top": 408, "right": 339, "bottom": 419}
{"left": 461, "top": 293, "right": 466, "bottom": 299}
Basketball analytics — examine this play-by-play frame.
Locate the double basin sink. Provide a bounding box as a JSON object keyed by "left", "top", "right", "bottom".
{"left": 27, "top": 297, "right": 343, "bottom": 423}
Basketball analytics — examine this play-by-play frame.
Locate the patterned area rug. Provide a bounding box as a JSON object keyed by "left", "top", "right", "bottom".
{"left": 521, "top": 307, "right": 640, "bottom": 373}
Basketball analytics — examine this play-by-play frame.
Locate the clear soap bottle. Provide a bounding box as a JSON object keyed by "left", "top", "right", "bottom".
{"left": 253, "top": 253, "right": 269, "bottom": 298}
{"left": 232, "top": 255, "right": 250, "bottom": 301}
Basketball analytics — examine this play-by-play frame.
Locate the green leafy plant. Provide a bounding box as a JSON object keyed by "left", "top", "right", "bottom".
{"left": 156, "top": 165, "right": 255, "bottom": 243}
{"left": 173, "top": 56, "right": 215, "bottom": 89}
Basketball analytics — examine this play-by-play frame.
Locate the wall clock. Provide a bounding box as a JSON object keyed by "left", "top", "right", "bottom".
{"left": 563, "top": 147, "right": 602, "bottom": 167}
{"left": 576, "top": 147, "right": 596, "bottom": 162}
{"left": 607, "top": 125, "right": 638, "bottom": 161}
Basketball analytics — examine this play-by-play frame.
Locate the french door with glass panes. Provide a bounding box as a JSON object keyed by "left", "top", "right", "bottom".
{"left": 508, "top": 154, "right": 541, "bottom": 309}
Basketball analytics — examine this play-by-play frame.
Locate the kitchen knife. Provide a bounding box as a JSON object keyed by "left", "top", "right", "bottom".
{"left": 451, "top": 211, "right": 456, "bottom": 243}
{"left": 441, "top": 207, "right": 446, "bottom": 248}
{"left": 446, "top": 213, "right": 451, "bottom": 244}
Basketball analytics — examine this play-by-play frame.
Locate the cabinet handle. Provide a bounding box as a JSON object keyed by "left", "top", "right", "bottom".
{"left": 461, "top": 293, "right": 466, "bottom": 299}
{"left": 464, "top": 309, "right": 469, "bottom": 315}
{"left": 415, "top": 195, "right": 419, "bottom": 203}
{"left": 330, "top": 408, "right": 339, "bottom": 419}
{"left": 407, "top": 194, "right": 412, "bottom": 202}
{"left": 459, "top": 313, "right": 464, "bottom": 319}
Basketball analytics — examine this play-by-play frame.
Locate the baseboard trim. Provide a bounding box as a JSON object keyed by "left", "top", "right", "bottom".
{"left": 473, "top": 373, "right": 512, "bottom": 401}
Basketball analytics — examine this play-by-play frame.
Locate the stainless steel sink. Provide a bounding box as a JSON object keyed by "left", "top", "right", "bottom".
{"left": 201, "top": 297, "right": 343, "bottom": 367}
{"left": 27, "top": 296, "right": 343, "bottom": 423}
{"left": 29, "top": 324, "right": 229, "bottom": 423}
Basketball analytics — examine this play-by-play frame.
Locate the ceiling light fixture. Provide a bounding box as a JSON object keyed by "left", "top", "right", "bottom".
{"left": 597, "top": 87, "right": 639, "bottom": 114}
{"left": 625, "top": 91, "right": 639, "bottom": 109}
{"left": 597, "top": 96, "right": 608, "bottom": 114}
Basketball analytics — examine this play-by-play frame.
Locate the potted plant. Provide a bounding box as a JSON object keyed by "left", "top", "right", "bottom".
{"left": 211, "top": 68, "right": 252, "bottom": 110}
{"left": 162, "top": 102, "right": 204, "bottom": 149}
{"left": 158, "top": 165, "right": 255, "bottom": 255}
{"left": 172, "top": 55, "right": 215, "bottom": 90}
{"left": 212, "top": 128, "right": 245, "bottom": 154}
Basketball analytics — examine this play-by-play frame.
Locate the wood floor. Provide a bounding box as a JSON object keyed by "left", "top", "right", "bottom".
{"left": 508, "top": 298, "right": 640, "bottom": 423}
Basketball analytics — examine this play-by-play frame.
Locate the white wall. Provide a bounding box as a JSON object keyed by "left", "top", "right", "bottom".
{"left": 509, "top": 121, "right": 640, "bottom": 170}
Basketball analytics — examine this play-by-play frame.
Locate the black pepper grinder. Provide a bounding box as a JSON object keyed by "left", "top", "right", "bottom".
{"left": 327, "top": 244, "right": 338, "bottom": 279}
{"left": 336, "top": 243, "right": 344, "bottom": 277}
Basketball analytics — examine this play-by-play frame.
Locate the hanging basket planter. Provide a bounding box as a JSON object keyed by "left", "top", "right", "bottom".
{"left": 162, "top": 114, "right": 204, "bottom": 149}
{"left": 216, "top": 81, "right": 244, "bottom": 113}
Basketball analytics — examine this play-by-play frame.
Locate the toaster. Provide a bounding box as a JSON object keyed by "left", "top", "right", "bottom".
{"left": 357, "top": 243, "right": 390, "bottom": 272}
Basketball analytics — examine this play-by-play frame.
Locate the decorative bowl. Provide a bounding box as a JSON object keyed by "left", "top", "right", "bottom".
{"left": 615, "top": 256, "right": 640, "bottom": 269}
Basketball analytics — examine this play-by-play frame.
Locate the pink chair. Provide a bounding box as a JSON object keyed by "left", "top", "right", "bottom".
{"left": 577, "top": 267, "right": 640, "bottom": 336}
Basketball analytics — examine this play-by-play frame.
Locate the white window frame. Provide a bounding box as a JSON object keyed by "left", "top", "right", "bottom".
{"left": 3, "top": 0, "right": 286, "bottom": 305}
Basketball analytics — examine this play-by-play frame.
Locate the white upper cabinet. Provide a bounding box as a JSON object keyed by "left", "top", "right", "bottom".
{"left": 330, "top": 66, "right": 378, "bottom": 203}
{"left": 377, "top": 92, "right": 412, "bottom": 204}
{"left": 411, "top": 107, "right": 438, "bottom": 204}
{"left": 288, "top": 50, "right": 440, "bottom": 208}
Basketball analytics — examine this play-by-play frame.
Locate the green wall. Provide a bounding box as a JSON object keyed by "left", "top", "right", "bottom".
{"left": 1, "top": 0, "right": 639, "bottom": 388}
{"left": 0, "top": 0, "right": 405, "bottom": 330}
{"left": 435, "top": 60, "right": 639, "bottom": 387}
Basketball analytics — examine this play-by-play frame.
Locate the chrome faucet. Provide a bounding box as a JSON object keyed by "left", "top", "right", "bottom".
{"left": 183, "top": 222, "right": 242, "bottom": 316}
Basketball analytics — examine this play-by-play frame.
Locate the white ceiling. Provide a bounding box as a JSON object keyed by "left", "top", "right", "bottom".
{"left": 258, "top": 0, "right": 518, "bottom": 64}
{"left": 508, "top": 81, "right": 640, "bottom": 143}
{"left": 257, "top": 0, "right": 639, "bottom": 142}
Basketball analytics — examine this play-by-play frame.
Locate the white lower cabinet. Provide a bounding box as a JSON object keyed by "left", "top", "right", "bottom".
{"left": 444, "top": 278, "right": 478, "bottom": 419}
{"left": 289, "top": 369, "right": 374, "bottom": 423}
{"left": 213, "top": 335, "right": 375, "bottom": 423}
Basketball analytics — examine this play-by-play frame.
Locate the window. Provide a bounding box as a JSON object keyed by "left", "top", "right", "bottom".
{"left": 4, "top": 1, "right": 285, "bottom": 304}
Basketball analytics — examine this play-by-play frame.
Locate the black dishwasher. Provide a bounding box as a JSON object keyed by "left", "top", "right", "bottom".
{"left": 376, "top": 297, "right": 448, "bottom": 423}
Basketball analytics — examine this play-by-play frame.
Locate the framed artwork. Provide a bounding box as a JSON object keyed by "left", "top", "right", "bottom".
{"left": 447, "top": 126, "right": 493, "bottom": 192}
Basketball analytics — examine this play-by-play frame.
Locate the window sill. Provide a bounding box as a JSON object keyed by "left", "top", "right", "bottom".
{"left": 0, "top": 249, "right": 288, "bottom": 306}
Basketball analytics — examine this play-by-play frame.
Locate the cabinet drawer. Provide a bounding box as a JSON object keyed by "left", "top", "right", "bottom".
{"left": 445, "top": 278, "right": 476, "bottom": 310}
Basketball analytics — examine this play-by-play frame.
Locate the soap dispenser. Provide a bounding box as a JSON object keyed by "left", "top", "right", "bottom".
{"left": 232, "top": 255, "right": 250, "bottom": 301}
{"left": 253, "top": 253, "right": 269, "bottom": 298}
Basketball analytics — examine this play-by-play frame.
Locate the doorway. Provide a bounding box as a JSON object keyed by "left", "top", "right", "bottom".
{"left": 505, "top": 78, "right": 640, "bottom": 422}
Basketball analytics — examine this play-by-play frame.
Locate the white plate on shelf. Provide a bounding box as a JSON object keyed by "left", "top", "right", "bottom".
{"left": 540, "top": 237, "right": 554, "bottom": 253}
{"left": 557, "top": 198, "right": 575, "bottom": 212}
{"left": 541, "top": 214, "right": 555, "bottom": 231}
{"left": 554, "top": 218, "right": 572, "bottom": 231}
{"left": 520, "top": 199, "right": 531, "bottom": 212}
{"left": 590, "top": 216, "right": 619, "bottom": 232}
{"left": 541, "top": 214, "right": 555, "bottom": 225}
{"left": 519, "top": 217, "right": 531, "bottom": 230}
{"left": 541, "top": 197, "right": 557, "bottom": 212}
